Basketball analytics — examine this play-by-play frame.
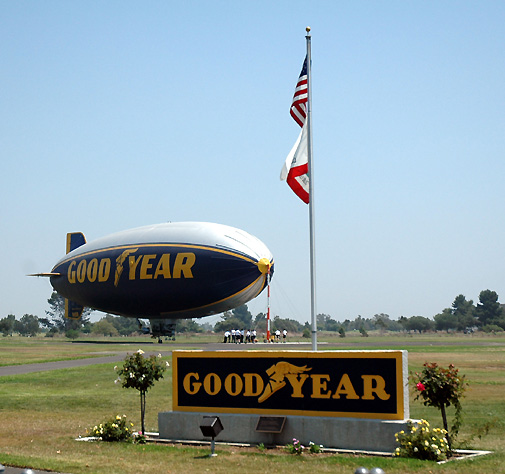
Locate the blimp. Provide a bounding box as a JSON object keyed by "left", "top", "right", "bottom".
{"left": 34, "top": 222, "right": 274, "bottom": 340}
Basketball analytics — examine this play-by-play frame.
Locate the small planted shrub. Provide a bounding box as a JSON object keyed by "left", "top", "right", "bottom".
{"left": 395, "top": 419, "right": 450, "bottom": 461}
{"left": 115, "top": 350, "right": 168, "bottom": 434}
{"left": 411, "top": 362, "right": 467, "bottom": 449}
{"left": 286, "top": 438, "right": 304, "bottom": 455}
{"left": 88, "top": 414, "right": 133, "bottom": 442}
{"left": 309, "top": 441, "right": 323, "bottom": 453}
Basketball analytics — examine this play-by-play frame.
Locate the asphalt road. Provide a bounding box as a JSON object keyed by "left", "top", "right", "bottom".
{"left": 0, "top": 341, "right": 315, "bottom": 377}
{"left": 1, "top": 465, "right": 69, "bottom": 474}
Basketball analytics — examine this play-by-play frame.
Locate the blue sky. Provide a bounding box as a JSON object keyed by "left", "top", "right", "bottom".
{"left": 1, "top": 1, "right": 505, "bottom": 325}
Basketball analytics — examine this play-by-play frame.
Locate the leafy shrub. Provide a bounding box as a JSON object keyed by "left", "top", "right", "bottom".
{"left": 65, "top": 329, "right": 79, "bottom": 339}
{"left": 88, "top": 414, "right": 133, "bottom": 442}
{"left": 286, "top": 438, "right": 304, "bottom": 455}
{"left": 482, "top": 324, "right": 504, "bottom": 333}
{"left": 411, "top": 362, "right": 467, "bottom": 448}
{"left": 395, "top": 419, "right": 450, "bottom": 461}
{"left": 309, "top": 441, "right": 323, "bottom": 453}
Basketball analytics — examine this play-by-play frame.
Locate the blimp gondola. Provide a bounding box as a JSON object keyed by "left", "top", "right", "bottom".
{"left": 35, "top": 222, "right": 274, "bottom": 339}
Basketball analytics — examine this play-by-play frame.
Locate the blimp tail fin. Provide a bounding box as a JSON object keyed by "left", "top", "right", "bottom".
{"left": 65, "top": 298, "right": 84, "bottom": 320}
{"left": 66, "top": 232, "right": 86, "bottom": 254}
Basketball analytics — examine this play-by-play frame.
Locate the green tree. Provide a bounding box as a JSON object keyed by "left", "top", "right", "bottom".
{"left": 115, "top": 350, "right": 167, "bottom": 434}
{"left": 38, "top": 317, "right": 54, "bottom": 330}
{"left": 214, "top": 311, "right": 241, "bottom": 332}
{"left": 214, "top": 305, "right": 253, "bottom": 332}
{"left": 65, "top": 329, "right": 80, "bottom": 340}
{"left": 92, "top": 319, "right": 119, "bottom": 336}
{"left": 254, "top": 312, "right": 266, "bottom": 327}
{"left": 316, "top": 313, "right": 341, "bottom": 332}
{"left": 103, "top": 314, "right": 139, "bottom": 336}
{"left": 177, "top": 318, "right": 203, "bottom": 333}
{"left": 474, "top": 290, "right": 505, "bottom": 328}
{"left": 451, "top": 294, "right": 476, "bottom": 330}
{"left": 16, "top": 314, "right": 40, "bottom": 336}
{"left": 46, "top": 291, "right": 92, "bottom": 332}
{"left": 374, "top": 313, "right": 391, "bottom": 333}
{"left": 231, "top": 305, "right": 253, "bottom": 328}
{"left": 0, "top": 314, "right": 16, "bottom": 336}
{"left": 271, "top": 316, "right": 303, "bottom": 333}
{"left": 403, "top": 316, "right": 434, "bottom": 333}
{"left": 434, "top": 308, "right": 458, "bottom": 332}
{"left": 316, "top": 313, "right": 331, "bottom": 331}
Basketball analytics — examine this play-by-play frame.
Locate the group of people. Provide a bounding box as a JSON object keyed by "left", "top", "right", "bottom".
{"left": 223, "top": 329, "right": 257, "bottom": 343}
{"left": 272, "top": 329, "right": 288, "bottom": 342}
{"left": 222, "top": 328, "right": 288, "bottom": 343}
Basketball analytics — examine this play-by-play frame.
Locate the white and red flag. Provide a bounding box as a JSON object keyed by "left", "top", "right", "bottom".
{"left": 281, "top": 56, "right": 310, "bottom": 204}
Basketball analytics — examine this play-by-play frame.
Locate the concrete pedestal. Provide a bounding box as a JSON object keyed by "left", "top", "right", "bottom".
{"left": 158, "top": 411, "right": 409, "bottom": 453}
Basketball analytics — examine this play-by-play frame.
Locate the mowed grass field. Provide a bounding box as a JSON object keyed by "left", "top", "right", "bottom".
{"left": 0, "top": 333, "right": 504, "bottom": 474}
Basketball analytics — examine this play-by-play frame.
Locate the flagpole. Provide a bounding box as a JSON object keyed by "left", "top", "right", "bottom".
{"left": 305, "top": 27, "right": 317, "bottom": 351}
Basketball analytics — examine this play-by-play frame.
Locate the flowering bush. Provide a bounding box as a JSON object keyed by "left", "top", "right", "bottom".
{"left": 286, "top": 438, "right": 304, "bottom": 455}
{"left": 411, "top": 362, "right": 467, "bottom": 449}
{"left": 134, "top": 431, "right": 147, "bottom": 444}
{"left": 309, "top": 441, "right": 323, "bottom": 453}
{"left": 115, "top": 350, "right": 168, "bottom": 434}
{"left": 88, "top": 414, "right": 133, "bottom": 442}
{"left": 395, "top": 419, "right": 450, "bottom": 461}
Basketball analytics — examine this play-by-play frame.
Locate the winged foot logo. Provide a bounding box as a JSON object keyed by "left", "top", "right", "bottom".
{"left": 258, "top": 362, "right": 311, "bottom": 403}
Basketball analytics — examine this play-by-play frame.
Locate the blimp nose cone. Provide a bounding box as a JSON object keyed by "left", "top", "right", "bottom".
{"left": 256, "top": 257, "right": 273, "bottom": 275}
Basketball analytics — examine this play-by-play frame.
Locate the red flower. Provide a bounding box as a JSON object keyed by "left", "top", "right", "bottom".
{"left": 416, "top": 382, "right": 425, "bottom": 391}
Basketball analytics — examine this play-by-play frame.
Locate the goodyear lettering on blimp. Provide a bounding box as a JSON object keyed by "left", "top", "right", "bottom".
{"left": 45, "top": 222, "right": 274, "bottom": 322}
{"left": 66, "top": 249, "right": 196, "bottom": 286}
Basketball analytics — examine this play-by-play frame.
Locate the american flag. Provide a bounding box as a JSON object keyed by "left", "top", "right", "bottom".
{"left": 290, "top": 56, "right": 308, "bottom": 127}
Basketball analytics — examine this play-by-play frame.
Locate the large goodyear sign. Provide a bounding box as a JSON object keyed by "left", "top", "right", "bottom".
{"left": 173, "top": 350, "right": 407, "bottom": 420}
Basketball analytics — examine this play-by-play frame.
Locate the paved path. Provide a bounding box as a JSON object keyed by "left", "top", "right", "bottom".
{"left": 0, "top": 355, "right": 127, "bottom": 377}
{"left": 0, "top": 342, "right": 316, "bottom": 377}
{"left": 1, "top": 465, "right": 69, "bottom": 474}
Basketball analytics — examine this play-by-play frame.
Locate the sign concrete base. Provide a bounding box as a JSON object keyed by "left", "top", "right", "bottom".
{"left": 158, "top": 411, "right": 408, "bottom": 453}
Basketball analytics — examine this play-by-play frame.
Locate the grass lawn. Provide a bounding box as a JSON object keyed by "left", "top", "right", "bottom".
{"left": 0, "top": 333, "right": 504, "bottom": 473}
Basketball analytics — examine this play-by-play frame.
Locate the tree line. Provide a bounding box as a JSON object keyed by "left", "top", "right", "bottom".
{"left": 2, "top": 289, "right": 505, "bottom": 338}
